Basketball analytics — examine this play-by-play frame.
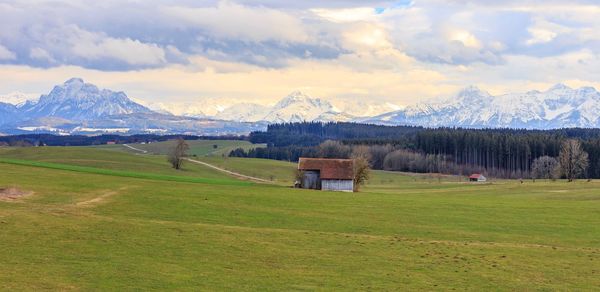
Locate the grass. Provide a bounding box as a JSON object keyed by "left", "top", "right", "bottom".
{"left": 1, "top": 146, "right": 599, "bottom": 290}
{"left": 197, "top": 156, "right": 298, "bottom": 184}
{"left": 0, "top": 157, "right": 251, "bottom": 186}
{"left": 101, "top": 139, "right": 265, "bottom": 157}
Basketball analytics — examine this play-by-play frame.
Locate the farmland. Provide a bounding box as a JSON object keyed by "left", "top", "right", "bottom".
{"left": 108, "top": 139, "right": 264, "bottom": 157}
{"left": 0, "top": 144, "right": 599, "bottom": 290}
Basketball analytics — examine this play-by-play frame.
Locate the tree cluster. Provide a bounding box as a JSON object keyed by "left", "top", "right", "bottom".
{"left": 236, "top": 122, "right": 599, "bottom": 180}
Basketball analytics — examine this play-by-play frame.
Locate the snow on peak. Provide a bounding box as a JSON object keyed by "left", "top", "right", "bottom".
{"left": 21, "top": 78, "right": 154, "bottom": 120}
{"left": 456, "top": 85, "right": 491, "bottom": 99}
{"left": 264, "top": 91, "right": 339, "bottom": 123}
{"left": 274, "top": 91, "right": 329, "bottom": 109}
{"left": 369, "top": 84, "right": 600, "bottom": 129}
{"left": 548, "top": 83, "right": 571, "bottom": 91}
{"left": 64, "top": 77, "right": 84, "bottom": 85}
{"left": 0, "top": 92, "right": 38, "bottom": 107}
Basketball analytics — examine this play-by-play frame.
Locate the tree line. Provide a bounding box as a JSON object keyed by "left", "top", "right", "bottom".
{"left": 233, "top": 122, "right": 600, "bottom": 179}
{"left": 0, "top": 134, "right": 245, "bottom": 147}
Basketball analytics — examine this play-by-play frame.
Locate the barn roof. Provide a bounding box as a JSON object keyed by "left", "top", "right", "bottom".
{"left": 298, "top": 158, "right": 354, "bottom": 180}
{"left": 469, "top": 173, "right": 484, "bottom": 179}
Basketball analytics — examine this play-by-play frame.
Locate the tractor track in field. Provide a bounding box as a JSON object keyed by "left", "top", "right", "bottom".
{"left": 77, "top": 187, "right": 129, "bottom": 207}
{"left": 123, "top": 144, "right": 148, "bottom": 154}
{"left": 121, "top": 144, "right": 273, "bottom": 184}
{"left": 184, "top": 158, "right": 274, "bottom": 184}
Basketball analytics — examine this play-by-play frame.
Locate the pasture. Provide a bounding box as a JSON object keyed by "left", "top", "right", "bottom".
{"left": 0, "top": 145, "right": 599, "bottom": 290}
{"left": 104, "top": 139, "right": 264, "bottom": 157}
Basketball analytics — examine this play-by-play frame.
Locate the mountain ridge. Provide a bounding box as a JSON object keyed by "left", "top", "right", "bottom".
{"left": 365, "top": 84, "right": 600, "bottom": 129}
{"left": 3, "top": 78, "right": 600, "bottom": 135}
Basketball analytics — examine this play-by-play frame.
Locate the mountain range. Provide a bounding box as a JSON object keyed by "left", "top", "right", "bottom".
{"left": 0, "top": 78, "right": 264, "bottom": 135}
{"left": 2, "top": 78, "right": 600, "bottom": 135}
{"left": 363, "top": 84, "right": 600, "bottom": 129}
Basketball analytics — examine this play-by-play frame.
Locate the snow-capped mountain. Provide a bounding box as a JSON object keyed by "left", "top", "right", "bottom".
{"left": 366, "top": 84, "right": 600, "bottom": 129}
{"left": 212, "top": 91, "right": 354, "bottom": 123}
{"left": 0, "top": 78, "right": 263, "bottom": 135}
{"left": 331, "top": 100, "right": 402, "bottom": 118}
{"left": 146, "top": 91, "right": 398, "bottom": 123}
{"left": 5, "top": 79, "right": 600, "bottom": 135}
{"left": 146, "top": 97, "right": 250, "bottom": 118}
{"left": 215, "top": 103, "right": 270, "bottom": 122}
{"left": 0, "top": 92, "right": 37, "bottom": 107}
{"left": 262, "top": 91, "right": 349, "bottom": 123}
{"left": 20, "top": 78, "right": 154, "bottom": 121}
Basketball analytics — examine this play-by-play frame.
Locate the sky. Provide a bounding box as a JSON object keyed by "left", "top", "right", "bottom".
{"left": 1, "top": 0, "right": 600, "bottom": 110}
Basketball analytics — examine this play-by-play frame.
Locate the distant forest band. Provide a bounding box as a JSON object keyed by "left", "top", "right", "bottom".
{"left": 231, "top": 122, "right": 600, "bottom": 180}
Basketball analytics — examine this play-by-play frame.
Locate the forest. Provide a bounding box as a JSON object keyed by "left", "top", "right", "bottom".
{"left": 234, "top": 122, "right": 600, "bottom": 179}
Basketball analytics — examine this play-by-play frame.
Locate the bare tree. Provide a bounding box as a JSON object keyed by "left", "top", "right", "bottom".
{"left": 531, "top": 156, "right": 559, "bottom": 181}
{"left": 318, "top": 140, "right": 351, "bottom": 158}
{"left": 167, "top": 138, "right": 190, "bottom": 170}
{"left": 369, "top": 144, "right": 393, "bottom": 170}
{"left": 558, "top": 139, "right": 589, "bottom": 182}
{"left": 351, "top": 146, "right": 371, "bottom": 192}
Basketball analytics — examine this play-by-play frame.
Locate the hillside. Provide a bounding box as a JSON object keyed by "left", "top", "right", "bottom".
{"left": 0, "top": 146, "right": 599, "bottom": 290}
{"left": 115, "top": 139, "right": 264, "bottom": 157}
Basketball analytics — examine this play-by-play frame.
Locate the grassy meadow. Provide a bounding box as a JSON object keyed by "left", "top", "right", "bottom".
{"left": 101, "top": 139, "right": 265, "bottom": 157}
{"left": 0, "top": 144, "right": 599, "bottom": 290}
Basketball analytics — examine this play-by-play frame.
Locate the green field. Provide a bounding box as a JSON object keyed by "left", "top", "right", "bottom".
{"left": 1, "top": 146, "right": 599, "bottom": 290}
{"left": 102, "top": 139, "right": 265, "bottom": 157}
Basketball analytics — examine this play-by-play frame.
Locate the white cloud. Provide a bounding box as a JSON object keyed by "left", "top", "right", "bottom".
{"left": 311, "top": 7, "right": 378, "bottom": 23}
{"left": 448, "top": 30, "right": 482, "bottom": 49}
{"left": 0, "top": 0, "right": 600, "bottom": 107}
{"left": 0, "top": 44, "right": 16, "bottom": 60}
{"left": 29, "top": 47, "right": 55, "bottom": 62}
{"left": 65, "top": 26, "right": 167, "bottom": 66}
{"left": 526, "top": 18, "right": 567, "bottom": 45}
{"left": 162, "top": 1, "right": 308, "bottom": 43}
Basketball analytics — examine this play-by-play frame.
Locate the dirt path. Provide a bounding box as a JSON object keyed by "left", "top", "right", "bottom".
{"left": 121, "top": 144, "right": 272, "bottom": 184}
{"left": 0, "top": 187, "right": 33, "bottom": 201}
{"left": 184, "top": 158, "right": 274, "bottom": 184}
{"left": 77, "top": 187, "right": 129, "bottom": 207}
{"left": 123, "top": 144, "right": 148, "bottom": 154}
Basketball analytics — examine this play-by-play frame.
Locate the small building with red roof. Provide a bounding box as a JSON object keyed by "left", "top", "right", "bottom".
{"left": 298, "top": 158, "right": 354, "bottom": 192}
{"left": 469, "top": 173, "right": 487, "bottom": 182}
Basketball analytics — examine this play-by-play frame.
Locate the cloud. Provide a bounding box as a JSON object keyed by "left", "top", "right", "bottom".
{"left": 311, "top": 7, "right": 379, "bottom": 23}
{"left": 29, "top": 47, "right": 55, "bottom": 62}
{"left": 67, "top": 26, "right": 167, "bottom": 66}
{"left": 0, "top": 0, "right": 599, "bottom": 107}
{"left": 0, "top": 44, "right": 16, "bottom": 60}
{"left": 162, "top": 2, "right": 308, "bottom": 43}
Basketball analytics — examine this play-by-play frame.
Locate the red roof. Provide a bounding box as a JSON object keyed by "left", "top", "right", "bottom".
{"left": 469, "top": 173, "right": 483, "bottom": 179}
{"left": 298, "top": 158, "right": 354, "bottom": 180}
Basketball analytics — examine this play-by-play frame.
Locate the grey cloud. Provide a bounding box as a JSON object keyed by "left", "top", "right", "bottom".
{"left": 0, "top": 0, "right": 348, "bottom": 70}
{"left": 0, "top": 0, "right": 598, "bottom": 70}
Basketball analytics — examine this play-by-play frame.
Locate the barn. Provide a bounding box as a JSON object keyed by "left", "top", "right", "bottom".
{"left": 297, "top": 158, "right": 354, "bottom": 192}
{"left": 469, "top": 173, "right": 487, "bottom": 182}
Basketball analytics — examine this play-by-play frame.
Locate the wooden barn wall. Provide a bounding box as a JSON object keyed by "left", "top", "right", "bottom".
{"left": 302, "top": 171, "right": 320, "bottom": 189}
{"left": 322, "top": 179, "right": 353, "bottom": 192}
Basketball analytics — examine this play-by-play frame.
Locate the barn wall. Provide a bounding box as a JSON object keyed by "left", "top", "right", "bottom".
{"left": 302, "top": 171, "right": 320, "bottom": 190}
{"left": 322, "top": 179, "right": 353, "bottom": 192}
